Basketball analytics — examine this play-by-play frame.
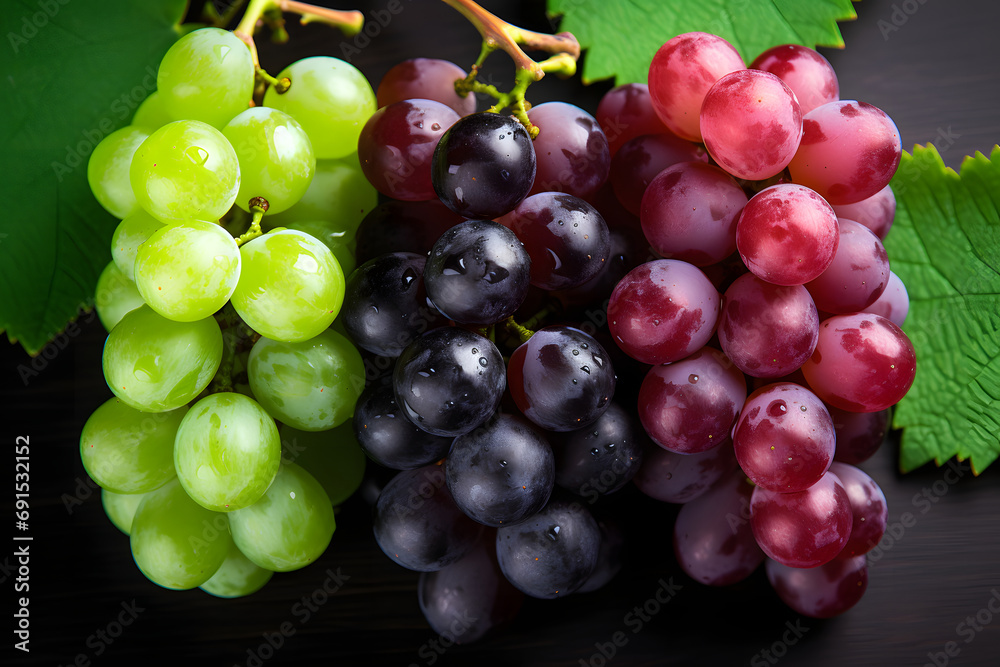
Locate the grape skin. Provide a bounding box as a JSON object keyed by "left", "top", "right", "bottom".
{"left": 766, "top": 555, "right": 868, "bottom": 619}
{"left": 833, "top": 184, "right": 896, "bottom": 240}
{"left": 595, "top": 83, "right": 671, "bottom": 156}
{"left": 353, "top": 384, "right": 453, "bottom": 470}
{"left": 95, "top": 261, "right": 144, "bottom": 332}
{"left": 377, "top": 58, "right": 476, "bottom": 117}
{"left": 750, "top": 44, "right": 840, "bottom": 116}
{"left": 554, "top": 402, "right": 644, "bottom": 498}
{"left": 632, "top": 437, "right": 736, "bottom": 504}
{"left": 527, "top": 102, "right": 610, "bottom": 200}
{"left": 611, "top": 132, "right": 708, "bottom": 216}
{"left": 87, "top": 125, "right": 148, "bottom": 219}
{"left": 829, "top": 462, "right": 888, "bottom": 557}
{"left": 805, "top": 218, "right": 890, "bottom": 314}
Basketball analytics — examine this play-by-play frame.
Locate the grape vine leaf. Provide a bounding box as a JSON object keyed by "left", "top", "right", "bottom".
{"left": 546, "top": 0, "right": 857, "bottom": 84}
{"left": 0, "top": 0, "right": 185, "bottom": 355}
{"left": 885, "top": 145, "right": 1000, "bottom": 475}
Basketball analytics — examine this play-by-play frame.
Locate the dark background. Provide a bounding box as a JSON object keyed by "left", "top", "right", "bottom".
{"left": 4, "top": 0, "right": 1000, "bottom": 665}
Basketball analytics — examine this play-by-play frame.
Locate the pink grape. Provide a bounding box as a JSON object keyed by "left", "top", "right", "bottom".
{"left": 805, "top": 218, "right": 890, "bottom": 314}
{"left": 788, "top": 100, "right": 902, "bottom": 205}
{"left": 862, "top": 270, "right": 909, "bottom": 326}
{"left": 750, "top": 44, "right": 840, "bottom": 116}
{"left": 528, "top": 102, "right": 610, "bottom": 199}
{"left": 647, "top": 32, "right": 745, "bottom": 142}
{"left": 674, "top": 469, "right": 765, "bottom": 586}
{"left": 766, "top": 555, "right": 868, "bottom": 618}
{"left": 734, "top": 383, "right": 835, "bottom": 492}
{"left": 829, "top": 462, "right": 888, "bottom": 557}
{"left": 802, "top": 313, "right": 916, "bottom": 413}
{"left": 640, "top": 162, "right": 747, "bottom": 266}
{"left": 700, "top": 69, "right": 802, "bottom": 180}
{"left": 833, "top": 184, "right": 896, "bottom": 240}
{"left": 736, "top": 184, "right": 840, "bottom": 285}
{"left": 718, "top": 273, "right": 819, "bottom": 378}
{"left": 376, "top": 58, "right": 476, "bottom": 117}
{"left": 750, "top": 471, "right": 852, "bottom": 568}
{"left": 611, "top": 133, "right": 708, "bottom": 215}
{"left": 607, "top": 259, "right": 721, "bottom": 365}
{"left": 632, "top": 437, "right": 736, "bottom": 504}
{"left": 830, "top": 406, "right": 889, "bottom": 465}
{"left": 595, "top": 83, "right": 672, "bottom": 156}
{"left": 637, "top": 347, "right": 747, "bottom": 454}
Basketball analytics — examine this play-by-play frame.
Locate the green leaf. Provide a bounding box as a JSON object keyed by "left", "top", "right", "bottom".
{"left": 885, "top": 145, "right": 1000, "bottom": 475}
{"left": 546, "top": 0, "right": 857, "bottom": 84}
{"left": 0, "top": 0, "right": 186, "bottom": 354}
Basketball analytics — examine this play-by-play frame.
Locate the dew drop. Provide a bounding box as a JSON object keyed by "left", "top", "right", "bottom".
{"left": 572, "top": 349, "right": 580, "bottom": 356}
{"left": 688, "top": 374, "right": 699, "bottom": 384}
{"left": 184, "top": 146, "right": 210, "bottom": 166}
{"left": 590, "top": 448, "right": 600, "bottom": 456}
{"left": 546, "top": 525, "right": 561, "bottom": 540}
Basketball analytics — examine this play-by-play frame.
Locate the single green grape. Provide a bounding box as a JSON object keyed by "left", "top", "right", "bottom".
{"left": 282, "top": 221, "right": 357, "bottom": 276}
{"left": 265, "top": 156, "right": 377, "bottom": 234}
{"left": 280, "top": 423, "right": 366, "bottom": 506}
{"left": 174, "top": 393, "right": 281, "bottom": 512}
{"left": 222, "top": 107, "right": 316, "bottom": 215}
{"left": 134, "top": 220, "right": 241, "bottom": 322}
{"left": 80, "top": 397, "right": 185, "bottom": 493}
{"left": 87, "top": 125, "right": 149, "bottom": 219}
{"left": 248, "top": 329, "right": 364, "bottom": 431}
{"left": 95, "top": 261, "right": 145, "bottom": 332}
{"left": 199, "top": 540, "right": 274, "bottom": 598}
{"left": 130, "top": 478, "right": 232, "bottom": 590}
{"left": 263, "top": 56, "right": 376, "bottom": 159}
{"left": 131, "top": 91, "right": 176, "bottom": 131}
{"left": 103, "top": 305, "right": 223, "bottom": 412}
{"left": 231, "top": 230, "right": 345, "bottom": 343}
{"left": 228, "top": 462, "right": 335, "bottom": 572}
{"left": 130, "top": 120, "right": 240, "bottom": 224}
{"left": 112, "top": 209, "right": 165, "bottom": 280}
{"left": 157, "top": 27, "right": 254, "bottom": 129}
{"left": 102, "top": 489, "right": 149, "bottom": 536}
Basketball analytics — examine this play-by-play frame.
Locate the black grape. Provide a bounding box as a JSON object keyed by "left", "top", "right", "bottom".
{"left": 554, "top": 402, "right": 644, "bottom": 498}
{"left": 432, "top": 112, "right": 536, "bottom": 219}
{"left": 495, "top": 500, "right": 601, "bottom": 599}
{"left": 576, "top": 517, "right": 625, "bottom": 593}
{"left": 393, "top": 326, "right": 506, "bottom": 437}
{"left": 373, "top": 464, "right": 483, "bottom": 572}
{"left": 445, "top": 413, "right": 555, "bottom": 527}
{"left": 353, "top": 384, "right": 453, "bottom": 470}
{"left": 354, "top": 199, "right": 464, "bottom": 264}
{"left": 341, "top": 252, "right": 446, "bottom": 357}
{"left": 423, "top": 219, "right": 531, "bottom": 325}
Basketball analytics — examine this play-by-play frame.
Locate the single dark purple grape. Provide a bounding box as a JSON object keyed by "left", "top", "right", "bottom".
{"left": 423, "top": 219, "right": 531, "bottom": 325}
{"left": 418, "top": 531, "right": 523, "bottom": 644}
{"left": 377, "top": 58, "right": 477, "bottom": 117}
{"left": 576, "top": 516, "right": 625, "bottom": 593}
{"left": 632, "top": 437, "right": 737, "bottom": 504}
{"left": 432, "top": 112, "right": 536, "bottom": 219}
{"left": 508, "top": 326, "right": 616, "bottom": 432}
{"left": 393, "top": 327, "right": 505, "bottom": 437}
{"left": 358, "top": 99, "right": 460, "bottom": 201}
{"left": 373, "top": 464, "right": 483, "bottom": 572}
{"left": 499, "top": 192, "right": 611, "bottom": 290}
{"left": 554, "top": 402, "right": 644, "bottom": 498}
{"left": 445, "top": 413, "right": 554, "bottom": 527}
{"left": 353, "top": 384, "right": 453, "bottom": 470}
{"left": 495, "top": 499, "right": 601, "bottom": 599}
{"left": 342, "top": 252, "right": 447, "bottom": 357}
{"left": 354, "top": 199, "right": 465, "bottom": 264}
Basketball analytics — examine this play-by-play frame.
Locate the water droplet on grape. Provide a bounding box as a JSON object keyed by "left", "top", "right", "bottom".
{"left": 184, "top": 146, "right": 210, "bottom": 166}
{"left": 572, "top": 349, "right": 579, "bottom": 356}
{"left": 767, "top": 400, "right": 788, "bottom": 417}
{"left": 688, "top": 374, "right": 699, "bottom": 384}
{"left": 547, "top": 525, "right": 560, "bottom": 540}
{"left": 580, "top": 365, "right": 590, "bottom": 374}
{"left": 590, "top": 448, "right": 600, "bottom": 456}
{"left": 479, "top": 357, "right": 488, "bottom": 367}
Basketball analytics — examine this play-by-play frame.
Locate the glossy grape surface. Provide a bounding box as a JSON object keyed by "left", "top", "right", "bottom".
{"left": 353, "top": 384, "right": 453, "bottom": 470}
{"left": 750, "top": 44, "right": 840, "bottom": 116}
{"left": 527, "top": 102, "right": 610, "bottom": 200}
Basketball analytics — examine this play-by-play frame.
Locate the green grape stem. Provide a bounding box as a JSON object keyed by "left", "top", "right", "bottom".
{"left": 234, "top": 0, "right": 364, "bottom": 69}
{"left": 502, "top": 316, "right": 535, "bottom": 344}
{"left": 235, "top": 201, "right": 268, "bottom": 247}
{"left": 444, "top": 0, "right": 579, "bottom": 137}
{"left": 200, "top": 0, "right": 250, "bottom": 28}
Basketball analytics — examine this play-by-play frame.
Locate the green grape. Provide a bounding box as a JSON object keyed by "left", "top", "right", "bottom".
{"left": 80, "top": 397, "right": 185, "bottom": 493}
{"left": 228, "top": 462, "right": 335, "bottom": 572}
{"left": 248, "top": 329, "right": 365, "bottom": 431}
{"left": 174, "top": 393, "right": 281, "bottom": 512}
{"left": 199, "top": 540, "right": 274, "bottom": 598}
{"left": 102, "top": 489, "right": 149, "bottom": 535}
{"left": 265, "top": 156, "right": 377, "bottom": 234}
{"left": 87, "top": 125, "right": 149, "bottom": 219}
{"left": 231, "top": 230, "right": 345, "bottom": 343}
{"left": 157, "top": 27, "right": 254, "bottom": 129}
{"left": 95, "top": 261, "right": 145, "bottom": 332}
{"left": 134, "top": 220, "right": 241, "bottom": 322}
{"left": 112, "top": 209, "right": 164, "bottom": 280}
{"left": 131, "top": 91, "right": 176, "bottom": 131}
{"left": 130, "top": 120, "right": 240, "bottom": 224}
{"left": 280, "top": 423, "right": 366, "bottom": 506}
{"left": 222, "top": 107, "right": 315, "bottom": 215}
{"left": 103, "top": 305, "right": 223, "bottom": 412}
{"left": 263, "top": 57, "right": 376, "bottom": 159}
{"left": 285, "top": 221, "right": 357, "bottom": 276}
{"left": 130, "top": 478, "right": 232, "bottom": 589}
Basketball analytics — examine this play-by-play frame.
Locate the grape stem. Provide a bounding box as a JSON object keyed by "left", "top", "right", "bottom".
{"left": 443, "top": 0, "right": 579, "bottom": 137}
{"left": 235, "top": 198, "right": 270, "bottom": 246}
{"left": 233, "top": 0, "right": 364, "bottom": 69}
{"left": 200, "top": 0, "right": 250, "bottom": 28}
{"left": 502, "top": 316, "right": 535, "bottom": 344}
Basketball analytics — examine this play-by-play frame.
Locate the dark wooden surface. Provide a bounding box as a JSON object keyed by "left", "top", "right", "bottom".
{"left": 5, "top": 1, "right": 1000, "bottom": 665}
